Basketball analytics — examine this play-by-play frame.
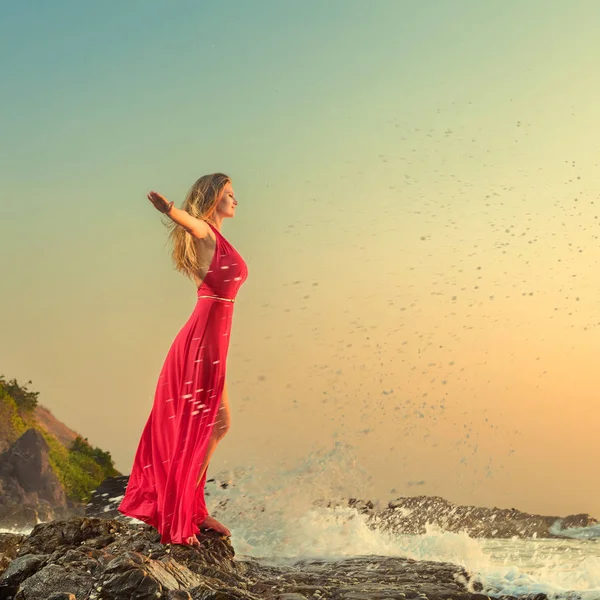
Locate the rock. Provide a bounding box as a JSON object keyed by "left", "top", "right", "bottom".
{"left": 0, "top": 517, "right": 248, "bottom": 600}
{"left": 85, "top": 475, "right": 130, "bottom": 521}
{"left": 14, "top": 563, "right": 94, "bottom": 600}
{"left": 189, "top": 590, "right": 259, "bottom": 600}
{"left": 0, "top": 514, "right": 576, "bottom": 599}
{"left": 0, "top": 429, "right": 66, "bottom": 507}
{"left": 166, "top": 591, "right": 193, "bottom": 600}
{"left": 100, "top": 553, "right": 165, "bottom": 599}
{"left": 17, "top": 517, "right": 127, "bottom": 556}
{"left": 0, "top": 532, "right": 24, "bottom": 572}
{"left": 0, "top": 428, "right": 77, "bottom": 530}
{"left": 244, "top": 555, "right": 478, "bottom": 600}
{"left": 0, "top": 554, "right": 49, "bottom": 587}
{"left": 561, "top": 513, "right": 597, "bottom": 528}
{"left": 372, "top": 495, "right": 599, "bottom": 539}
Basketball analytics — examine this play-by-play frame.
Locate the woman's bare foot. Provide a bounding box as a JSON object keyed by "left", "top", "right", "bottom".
{"left": 200, "top": 515, "right": 231, "bottom": 537}
{"left": 185, "top": 535, "right": 201, "bottom": 548}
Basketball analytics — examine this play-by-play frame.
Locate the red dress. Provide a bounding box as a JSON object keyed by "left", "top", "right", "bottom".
{"left": 118, "top": 222, "right": 248, "bottom": 544}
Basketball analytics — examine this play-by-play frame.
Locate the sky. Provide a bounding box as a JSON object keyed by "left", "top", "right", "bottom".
{"left": 1, "top": 0, "right": 600, "bottom": 519}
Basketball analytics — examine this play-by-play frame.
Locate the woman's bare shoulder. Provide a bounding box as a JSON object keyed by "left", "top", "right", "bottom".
{"left": 187, "top": 218, "right": 214, "bottom": 240}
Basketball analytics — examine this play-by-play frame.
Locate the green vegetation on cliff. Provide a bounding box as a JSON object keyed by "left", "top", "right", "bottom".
{"left": 0, "top": 375, "right": 120, "bottom": 503}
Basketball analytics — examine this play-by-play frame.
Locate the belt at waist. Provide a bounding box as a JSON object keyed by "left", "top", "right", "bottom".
{"left": 197, "top": 295, "right": 235, "bottom": 303}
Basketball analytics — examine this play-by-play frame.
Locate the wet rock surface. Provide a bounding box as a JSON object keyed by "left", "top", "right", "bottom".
{"left": 244, "top": 555, "right": 486, "bottom": 600}
{"left": 0, "top": 516, "right": 525, "bottom": 600}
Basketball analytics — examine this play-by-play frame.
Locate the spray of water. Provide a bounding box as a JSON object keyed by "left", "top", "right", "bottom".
{"left": 207, "top": 446, "right": 600, "bottom": 599}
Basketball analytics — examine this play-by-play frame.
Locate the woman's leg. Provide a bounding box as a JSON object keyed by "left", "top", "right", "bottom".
{"left": 196, "top": 381, "right": 231, "bottom": 488}
{"left": 192, "top": 381, "right": 231, "bottom": 537}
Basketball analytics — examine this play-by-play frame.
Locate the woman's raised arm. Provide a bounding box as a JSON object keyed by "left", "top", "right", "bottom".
{"left": 147, "top": 191, "right": 211, "bottom": 239}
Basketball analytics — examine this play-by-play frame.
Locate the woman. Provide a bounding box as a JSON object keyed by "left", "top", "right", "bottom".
{"left": 118, "top": 173, "right": 248, "bottom": 547}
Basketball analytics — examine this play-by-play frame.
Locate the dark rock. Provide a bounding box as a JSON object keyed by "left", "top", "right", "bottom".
{"left": 166, "top": 591, "right": 193, "bottom": 600}
{"left": 0, "top": 533, "right": 24, "bottom": 574}
{"left": 0, "top": 554, "right": 49, "bottom": 587}
{"left": 85, "top": 475, "right": 130, "bottom": 521}
{"left": 187, "top": 564, "right": 247, "bottom": 588}
{"left": 561, "top": 513, "right": 596, "bottom": 528}
{"left": 13, "top": 563, "right": 94, "bottom": 600}
{"left": 0, "top": 429, "right": 80, "bottom": 529}
{"left": 371, "top": 495, "right": 599, "bottom": 539}
{"left": 54, "top": 547, "right": 103, "bottom": 576}
{"left": 17, "top": 517, "right": 126, "bottom": 556}
{"left": 190, "top": 589, "right": 258, "bottom": 600}
{"left": 0, "top": 429, "right": 66, "bottom": 507}
{"left": 100, "top": 553, "right": 165, "bottom": 599}
{"left": 0, "top": 516, "right": 248, "bottom": 599}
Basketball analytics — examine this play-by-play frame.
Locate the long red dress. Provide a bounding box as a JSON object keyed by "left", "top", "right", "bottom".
{"left": 118, "top": 222, "right": 248, "bottom": 544}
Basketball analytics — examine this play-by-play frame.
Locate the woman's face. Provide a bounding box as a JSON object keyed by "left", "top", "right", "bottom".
{"left": 217, "top": 182, "right": 237, "bottom": 218}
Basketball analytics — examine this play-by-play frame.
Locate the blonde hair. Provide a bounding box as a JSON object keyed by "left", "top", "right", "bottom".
{"left": 166, "top": 172, "right": 231, "bottom": 278}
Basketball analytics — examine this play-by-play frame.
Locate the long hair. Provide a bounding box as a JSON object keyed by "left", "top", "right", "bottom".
{"left": 166, "top": 172, "right": 231, "bottom": 278}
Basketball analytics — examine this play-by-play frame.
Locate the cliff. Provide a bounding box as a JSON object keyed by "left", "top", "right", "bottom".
{"left": 0, "top": 375, "right": 120, "bottom": 529}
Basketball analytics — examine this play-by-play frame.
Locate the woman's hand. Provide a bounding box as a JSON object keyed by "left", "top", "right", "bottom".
{"left": 147, "top": 190, "right": 174, "bottom": 214}
{"left": 146, "top": 191, "right": 210, "bottom": 238}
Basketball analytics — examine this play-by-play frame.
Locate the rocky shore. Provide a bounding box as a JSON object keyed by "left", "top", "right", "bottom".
{"left": 0, "top": 475, "right": 596, "bottom": 599}
{"left": 0, "top": 516, "right": 535, "bottom": 600}
{"left": 342, "top": 496, "right": 598, "bottom": 540}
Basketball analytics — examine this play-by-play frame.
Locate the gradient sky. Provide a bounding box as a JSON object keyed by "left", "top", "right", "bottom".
{"left": 2, "top": 0, "right": 600, "bottom": 519}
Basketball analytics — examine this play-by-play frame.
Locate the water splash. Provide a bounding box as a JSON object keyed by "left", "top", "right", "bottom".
{"left": 207, "top": 451, "right": 600, "bottom": 599}
{"left": 551, "top": 520, "right": 600, "bottom": 540}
